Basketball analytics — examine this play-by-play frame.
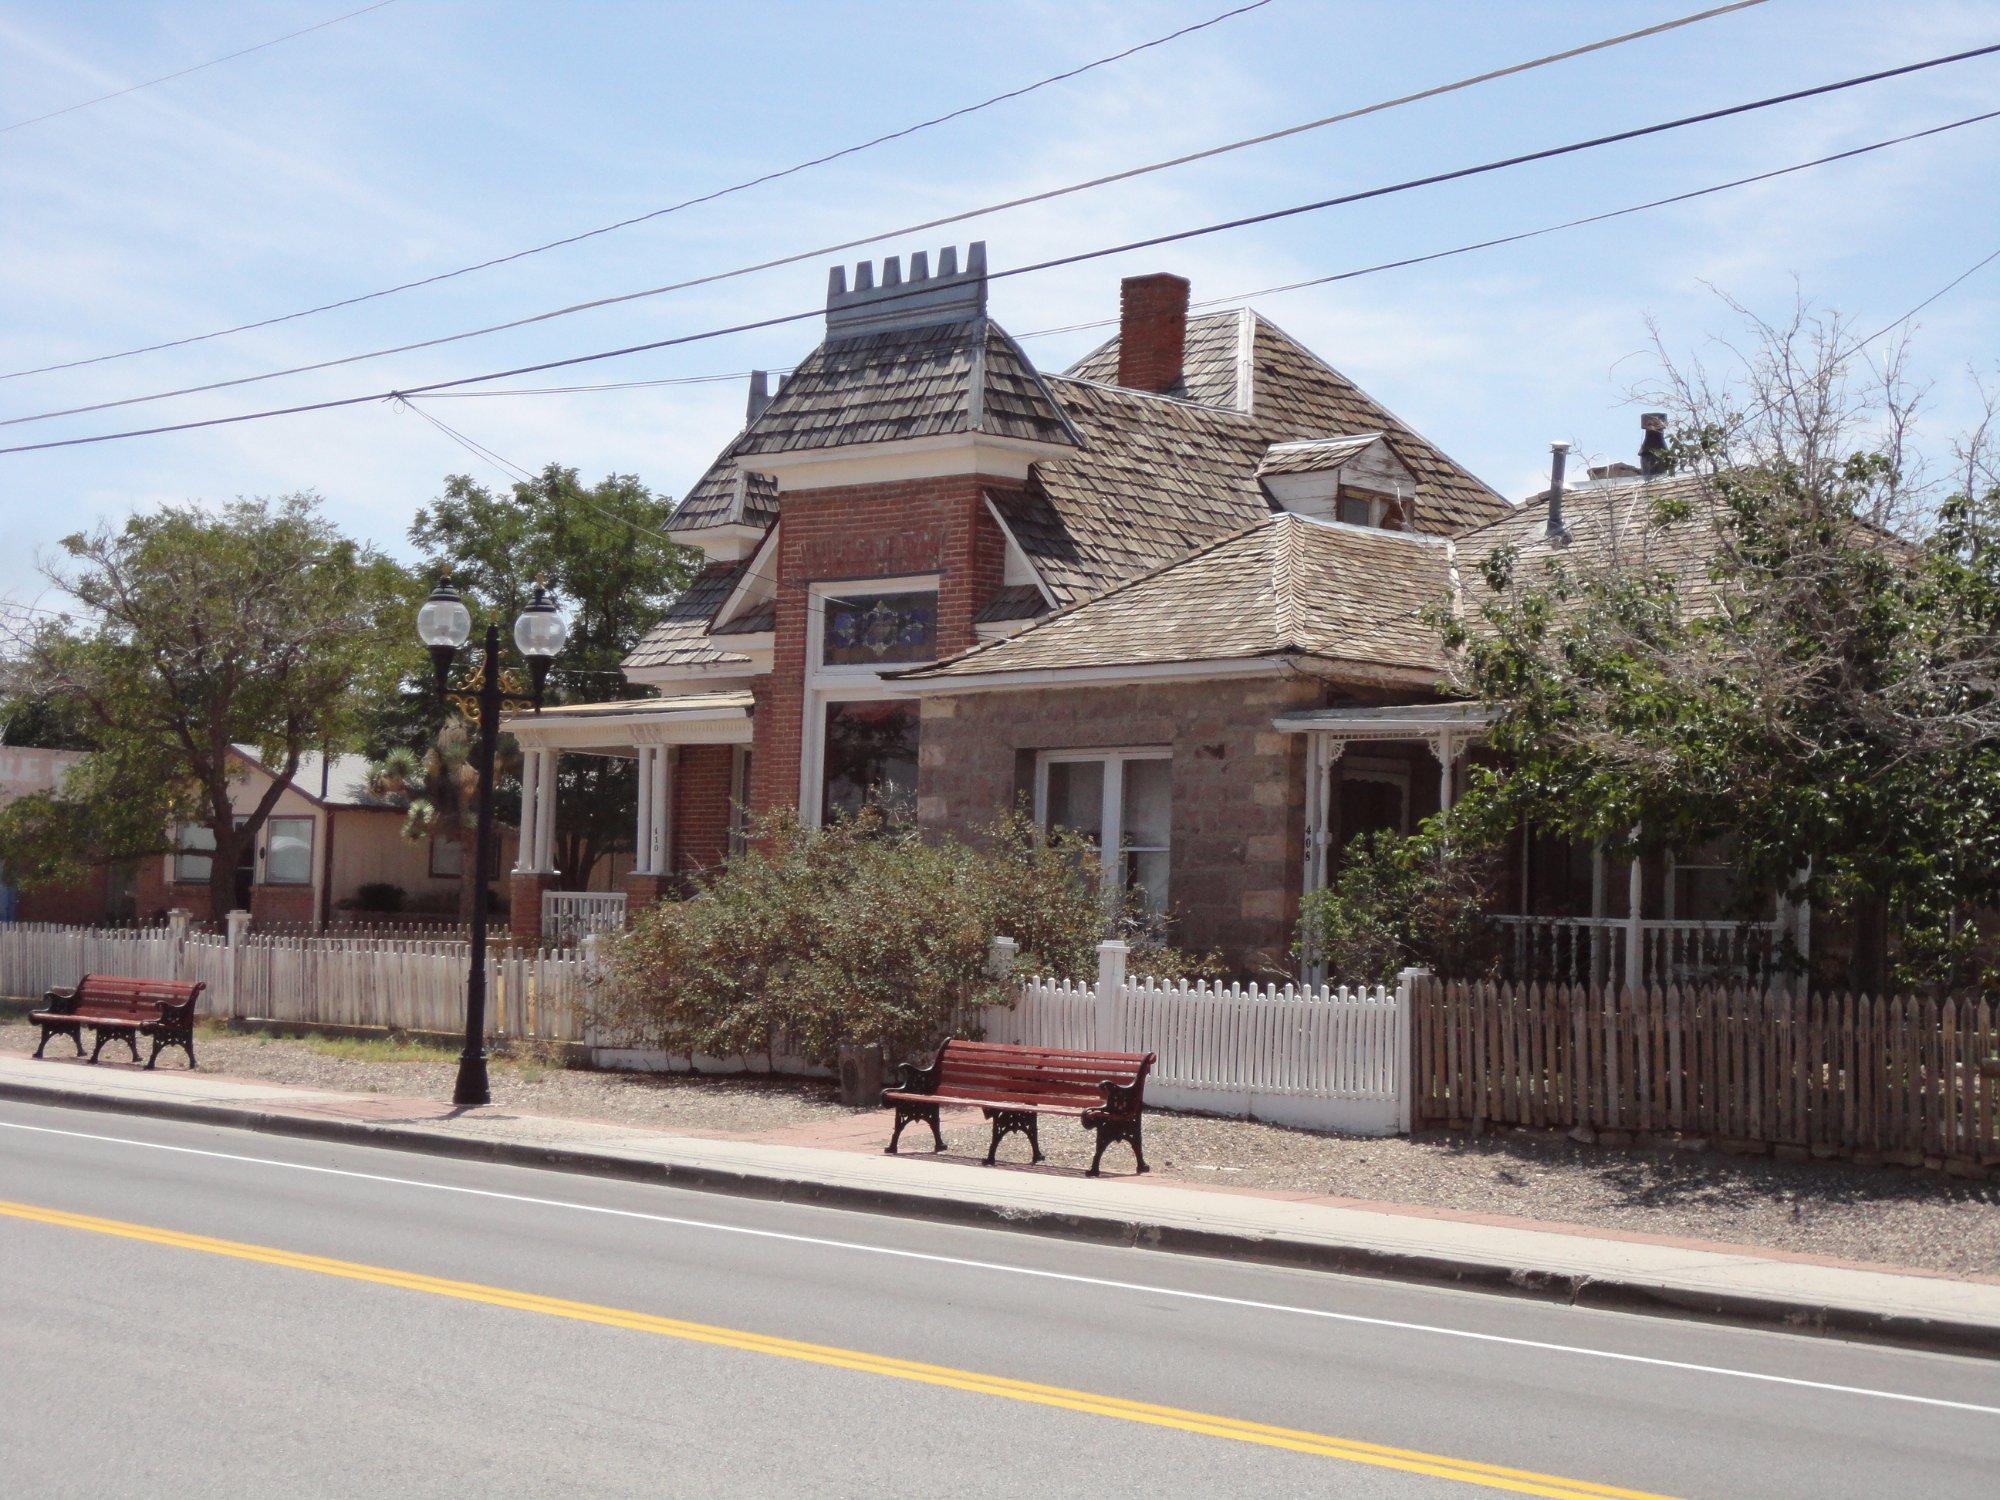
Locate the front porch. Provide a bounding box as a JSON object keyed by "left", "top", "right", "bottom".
{"left": 504, "top": 692, "right": 753, "bottom": 940}
{"left": 1276, "top": 704, "right": 1806, "bottom": 988}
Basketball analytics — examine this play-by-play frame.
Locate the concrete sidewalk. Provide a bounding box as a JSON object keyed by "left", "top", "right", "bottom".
{"left": 3, "top": 1051, "right": 1995, "bottom": 1359}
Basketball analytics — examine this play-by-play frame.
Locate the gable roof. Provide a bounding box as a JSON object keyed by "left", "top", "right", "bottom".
{"left": 898, "top": 514, "right": 1451, "bottom": 681}
{"left": 230, "top": 747, "right": 391, "bottom": 809}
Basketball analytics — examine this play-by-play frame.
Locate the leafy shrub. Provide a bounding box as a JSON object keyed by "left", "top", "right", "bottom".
{"left": 354, "top": 881, "right": 405, "bottom": 913}
{"left": 598, "top": 809, "right": 1211, "bottom": 1067}
{"left": 1295, "top": 822, "right": 1501, "bottom": 985}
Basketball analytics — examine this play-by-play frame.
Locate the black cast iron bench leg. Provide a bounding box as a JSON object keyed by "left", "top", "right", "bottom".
{"left": 985, "top": 1109, "right": 1043, "bottom": 1166}
{"left": 886, "top": 1101, "right": 943, "bottom": 1154}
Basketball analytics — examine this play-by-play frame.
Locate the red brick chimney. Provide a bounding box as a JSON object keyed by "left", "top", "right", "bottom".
{"left": 1117, "top": 273, "right": 1190, "bottom": 394}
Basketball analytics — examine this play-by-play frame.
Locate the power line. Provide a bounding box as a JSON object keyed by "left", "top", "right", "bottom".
{"left": 9, "top": 98, "right": 2000, "bottom": 461}
{"left": 1014, "top": 108, "right": 2000, "bottom": 343}
{"left": 397, "top": 108, "right": 2000, "bottom": 403}
{"left": 0, "top": 0, "right": 1277, "bottom": 382}
{"left": 0, "top": 1, "right": 1763, "bottom": 390}
{"left": 1, "top": 0, "right": 401, "bottom": 134}
{"left": 6, "top": 34, "right": 1993, "bottom": 438}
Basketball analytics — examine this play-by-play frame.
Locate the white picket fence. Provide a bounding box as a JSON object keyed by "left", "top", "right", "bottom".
{"left": 0, "top": 920, "right": 585, "bottom": 1043}
{"left": 3, "top": 922, "right": 1415, "bottom": 1134}
{"left": 986, "top": 942, "right": 1413, "bottom": 1134}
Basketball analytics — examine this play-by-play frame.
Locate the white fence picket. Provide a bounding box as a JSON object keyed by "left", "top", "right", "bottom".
{"left": 988, "top": 964, "right": 1408, "bottom": 1134}
{"left": 0, "top": 921, "right": 586, "bottom": 1044}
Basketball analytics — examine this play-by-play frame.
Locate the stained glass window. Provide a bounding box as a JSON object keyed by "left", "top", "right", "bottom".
{"left": 821, "top": 590, "right": 937, "bottom": 666}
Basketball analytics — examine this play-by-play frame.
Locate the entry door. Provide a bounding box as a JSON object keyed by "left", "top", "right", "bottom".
{"left": 232, "top": 837, "right": 256, "bottom": 911}
{"left": 1337, "top": 776, "right": 1408, "bottom": 844}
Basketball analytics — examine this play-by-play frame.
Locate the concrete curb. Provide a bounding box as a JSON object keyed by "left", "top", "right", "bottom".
{"left": 4, "top": 1075, "right": 1994, "bottom": 1361}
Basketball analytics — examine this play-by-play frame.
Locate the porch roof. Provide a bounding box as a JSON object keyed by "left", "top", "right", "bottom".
{"left": 1272, "top": 702, "right": 1492, "bottom": 740}
{"left": 503, "top": 690, "right": 753, "bottom": 753}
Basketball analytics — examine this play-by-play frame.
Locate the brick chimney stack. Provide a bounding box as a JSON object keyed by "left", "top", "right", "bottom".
{"left": 1117, "top": 273, "right": 1190, "bottom": 394}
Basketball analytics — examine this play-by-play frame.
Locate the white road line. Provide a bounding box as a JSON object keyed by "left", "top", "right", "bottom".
{"left": 3, "top": 1113, "right": 1996, "bottom": 1417}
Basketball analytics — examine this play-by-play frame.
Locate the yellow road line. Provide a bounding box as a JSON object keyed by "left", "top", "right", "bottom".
{"left": 0, "top": 1197, "right": 1674, "bottom": 1499}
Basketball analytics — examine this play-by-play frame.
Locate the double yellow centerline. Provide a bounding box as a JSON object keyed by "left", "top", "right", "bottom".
{"left": 0, "top": 1198, "right": 1672, "bottom": 1499}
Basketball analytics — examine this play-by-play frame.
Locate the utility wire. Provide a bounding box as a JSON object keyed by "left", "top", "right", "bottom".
{"left": 400, "top": 108, "right": 2000, "bottom": 402}
{"left": 0, "top": 0, "right": 1277, "bottom": 382}
{"left": 1, "top": 0, "right": 401, "bottom": 134}
{"left": 9, "top": 97, "right": 2000, "bottom": 461}
{"left": 0, "top": 1, "right": 1761, "bottom": 388}
{"left": 5, "top": 34, "right": 1992, "bottom": 438}
{"left": 1014, "top": 108, "right": 2000, "bottom": 343}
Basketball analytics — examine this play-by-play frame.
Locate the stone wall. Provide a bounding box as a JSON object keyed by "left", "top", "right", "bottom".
{"left": 915, "top": 674, "right": 1326, "bottom": 978}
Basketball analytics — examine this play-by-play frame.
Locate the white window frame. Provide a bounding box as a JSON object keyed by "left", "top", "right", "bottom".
{"left": 172, "top": 814, "right": 250, "bottom": 885}
{"left": 262, "top": 814, "right": 315, "bottom": 886}
{"left": 799, "top": 574, "right": 937, "bottom": 826}
{"left": 1033, "top": 747, "right": 1172, "bottom": 904}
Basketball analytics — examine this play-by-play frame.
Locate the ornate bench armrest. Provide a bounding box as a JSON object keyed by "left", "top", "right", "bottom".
{"left": 1095, "top": 1078, "right": 1144, "bottom": 1118}
{"left": 890, "top": 1060, "right": 942, "bottom": 1095}
{"left": 40, "top": 987, "right": 81, "bottom": 1013}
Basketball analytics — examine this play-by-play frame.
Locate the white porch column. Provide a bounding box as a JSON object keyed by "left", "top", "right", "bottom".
{"left": 634, "top": 747, "right": 655, "bottom": 874}
{"left": 1429, "top": 728, "right": 1460, "bottom": 813}
{"left": 535, "top": 746, "right": 558, "bottom": 873}
{"left": 515, "top": 750, "right": 542, "bottom": 873}
{"left": 651, "top": 745, "right": 673, "bottom": 877}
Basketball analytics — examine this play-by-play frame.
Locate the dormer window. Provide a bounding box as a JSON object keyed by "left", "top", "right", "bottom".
{"left": 1258, "top": 432, "right": 1418, "bottom": 530}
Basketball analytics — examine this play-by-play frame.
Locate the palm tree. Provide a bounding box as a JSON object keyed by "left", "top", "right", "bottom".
{"left": 366, "top": 725, "right": 482, "bottom": 919}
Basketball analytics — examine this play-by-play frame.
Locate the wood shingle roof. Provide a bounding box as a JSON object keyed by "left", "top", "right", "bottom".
{"left": 899, "top": 515, "right": 1452, "bottom": 680}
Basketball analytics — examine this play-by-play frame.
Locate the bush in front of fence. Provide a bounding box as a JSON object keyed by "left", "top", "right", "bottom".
{"left": 598, "top": 809, "right": 1211, "bottom": 1067}
{"left": 1297, "top": 823, "right": 1503, "bottom": 984}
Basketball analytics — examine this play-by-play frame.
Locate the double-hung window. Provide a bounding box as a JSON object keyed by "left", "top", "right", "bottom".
{"left": 173, "top": 824, "right": 218, "bottom": 884}
{"left": 1035, "top": 749, "right": 1172, "bottom": 911}
{"left": 264, "top": 816, "right": 314, "bottom": 885}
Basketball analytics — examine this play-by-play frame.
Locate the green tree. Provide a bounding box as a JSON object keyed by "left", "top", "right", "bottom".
{"left": 1296, "top": 824, "right": 1502, "bottom": 984}
{"left": 403, "top": 465, "right": 694, "bottom": 888}
{"left": 1439, "top": 305, "right": 2000, "bottom": 993}
{"left": 0, "top": 495, "right": 408, "bottom": 918}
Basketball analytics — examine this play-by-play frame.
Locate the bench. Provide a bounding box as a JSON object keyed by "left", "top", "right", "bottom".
{"left": 30, "top": 975, "right": 204, "bottom": 1070}
{"left": 882, "top": 1039, "right": 1155, "bottom": 1176}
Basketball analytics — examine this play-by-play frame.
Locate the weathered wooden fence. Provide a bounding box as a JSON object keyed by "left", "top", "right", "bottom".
{"left": 985, "top": 944, "right": 1411, "bottom": 1134}
{"left": 1413, "top": 978, "right": 2000, "bottom": 1165}
{"left": 1, "top": 921, "right": 586, "bottom": 1043}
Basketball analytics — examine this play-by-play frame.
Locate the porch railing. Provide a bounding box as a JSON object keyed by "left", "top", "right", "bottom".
{"left": 1492, "top": 915, "right": 1785, "bottom": 988}
{"left": 542, "top": 890, "right": 627, "bottom": 943}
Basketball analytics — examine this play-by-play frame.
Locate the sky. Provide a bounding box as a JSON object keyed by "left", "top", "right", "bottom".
{"left": 2, "top": 0, "right": 1997, "bottom": 616}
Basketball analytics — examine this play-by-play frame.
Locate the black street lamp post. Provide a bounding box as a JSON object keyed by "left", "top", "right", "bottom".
{"left": 417, "top": 575, "right": 567, "bottom": 1107}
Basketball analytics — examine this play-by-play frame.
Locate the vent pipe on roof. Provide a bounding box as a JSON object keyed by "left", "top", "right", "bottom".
{"left": 1640, "top": 412, "right": 1669, "bottom": 476}
{"left": 1546, "top": 441, "right": 1571, "bottom": 542}
{"left": 745, "top": 369, "right": 771, "bottom": 425}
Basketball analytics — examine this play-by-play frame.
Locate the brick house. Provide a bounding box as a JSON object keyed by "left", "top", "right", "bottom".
{"left": 506, "top": 244, "right": 1796, "bottom": 979}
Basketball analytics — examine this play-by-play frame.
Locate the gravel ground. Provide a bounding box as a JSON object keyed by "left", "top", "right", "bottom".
{"left": 6, "top": 1018, "right": 1996, "bottom": 1277}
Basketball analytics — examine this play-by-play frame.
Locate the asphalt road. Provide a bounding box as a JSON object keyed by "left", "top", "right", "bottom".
{"left": 0, "top": 1097, "right": 1995, "bottom": 1499}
